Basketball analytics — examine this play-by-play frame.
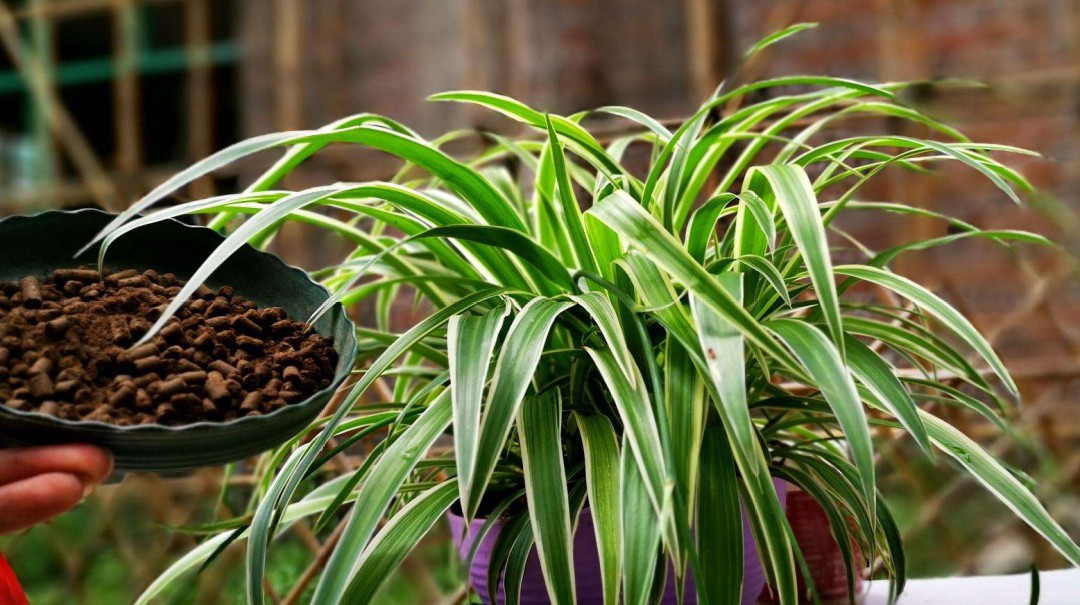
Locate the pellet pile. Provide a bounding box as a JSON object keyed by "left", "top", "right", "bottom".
{"left": 0, "top": 268, "right": 337, "bottom": 426}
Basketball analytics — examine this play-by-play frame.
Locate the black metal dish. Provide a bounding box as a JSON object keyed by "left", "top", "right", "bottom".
{"left": 0, "top": 209, "right": 357, "bottom": 472}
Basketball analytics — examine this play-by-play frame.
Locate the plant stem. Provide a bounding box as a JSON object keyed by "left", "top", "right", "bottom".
{"left": 280, "top": 520, "right": 347, "bottom": 605}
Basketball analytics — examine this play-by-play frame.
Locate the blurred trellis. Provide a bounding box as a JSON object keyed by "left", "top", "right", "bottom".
{"left": 0, "top": 0, "right": 1079, "bottom": 602}
{"left": 0, "top": 0, "right": 239, "bottom": 214}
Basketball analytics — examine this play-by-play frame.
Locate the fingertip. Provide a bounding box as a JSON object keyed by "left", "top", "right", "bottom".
{"left": 64, "top": 444, "right": 114, "bottom": 483}
{"left": 89, "top": 446, "right": 114, "bottom": 482}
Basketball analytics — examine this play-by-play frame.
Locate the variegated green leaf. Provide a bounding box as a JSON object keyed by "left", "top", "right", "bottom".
{"left": 449, "top": 301, "right": 511, "bottom": 518}
{"left": 574, "top": 413, "right": 623, "bottom": 605}
{"left": 467, "top": 298, "right": 574, "bottom": 518}
{"left": 747, "top": 164, "right": 845, "bottom": 355}
{"left": 312, "top": 393, "right": 453, "bottom": 605}
{"left": 769, "top": 319, "right": 875, "bottom": 511}
{"left": 834, "top": 264, "right": 1018, "bottom": 395}
{"left": 622, "top": 435, "right": 661, "bottom": 605}
{"left": 518, "top": 390, "right": 576, "bottom": 605}
{"left": 341, "top": 481, "right": 460, "bottom": 604}
{"left": 697, "top": 425, "right": 744, "bottom": 605}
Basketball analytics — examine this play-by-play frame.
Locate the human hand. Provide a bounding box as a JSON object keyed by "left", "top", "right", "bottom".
{"left": 0, "top": 445, "right": 113, "bottom": 534}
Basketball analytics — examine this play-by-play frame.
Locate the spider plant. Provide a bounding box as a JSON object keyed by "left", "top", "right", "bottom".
{"left": 109, "top": 25, "right": 1080, "bottom": 605}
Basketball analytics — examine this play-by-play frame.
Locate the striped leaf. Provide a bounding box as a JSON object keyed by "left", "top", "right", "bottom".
{"left": 590, "top": 190, "right": 802, "bottom": 373}
{"left": 417, "top": 225, "right": 574, "bottom": 292}
{"left": 844, "top": 335, "right": 933, "bottom": 457}
{"left": 574, "top": 413, "right": 623, "bottom": 605}
{"left": 341, "top": 481, "right": 460, "bottom": 604}
{"left": 664, "top": 339, "right": 705, "bottom": 534}
{"left": 747, "top": 164, "right": 845, "bottom": 355}
{"left": 503, "top": 515, "right": 537, "bottom": 605}
{"left": 518, "top": 390, "right": 576, "bottom": 604}
{"left": 545, "top": 115, "right": 600, "bottom": 275}
{"left": 622, "top": 435, "right": 661, "bottom": 605}
{"left": 571, "top": 291, "right": 635, "bottom": 383}
{"left": 312, "top": 393, "right": 454, "bottom": 605}
{"left": 697, "top": 425, "right": 745, "bottom": 605}
{"left": 690, "top": 280, "right": 761, "bottom": 479}
{"left": 584, "top": 347, "right": 667, "bottom": 516}
{"left": 769, "top": 319, "right": 875, "bottom": 512}
{"left": 466, "top": 298, "right": 574, "bottom": 518}
{"left": 449, "top": 301, "right": 511, "bottom": 519}
{"left": 489, "top": 513, "right": 532, "bottom": 604}
{"left": 690, "top": 279, "right": 797, "bottom": 604}
{"left": 834, "top": 264, "right": 1018, "bottom": 395}
{"left": 915, "top": 410, "right": 1080, "bottom": 566}
{"left": 687, "top": 193, "right": 738, "bottom": 262}
{"left": 246, "top": 288, "right": 506, "bottom": 604}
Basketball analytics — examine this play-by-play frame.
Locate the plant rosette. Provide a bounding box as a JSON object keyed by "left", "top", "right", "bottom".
{"left": 126, "top": 24, "right": 1079, "bottom": 605}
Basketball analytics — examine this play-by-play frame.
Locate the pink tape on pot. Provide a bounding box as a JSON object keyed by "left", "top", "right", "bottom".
{"left": 449, "top": 478, "right": 788, "bottom": 605}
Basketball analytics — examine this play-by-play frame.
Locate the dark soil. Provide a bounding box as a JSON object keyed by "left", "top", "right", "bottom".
{"left": 0, "top": 267, "right": 338, "bottom": 426}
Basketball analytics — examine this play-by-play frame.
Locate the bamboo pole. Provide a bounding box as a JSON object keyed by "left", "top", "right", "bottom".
{"left": 270, "top": 0, "right": 315, "bottom": 265}
{"left": 27, "top": 0, "right": 54, "bottom": 206}
{"left": 274, "top": 0, "right": 302, "bottom": 131}
{"left": 114, "top": 0, "right": 142, "bottom": 203}
{"left": 185, "top": 0, "right": 214, "bottom": 199}
{"left": 684, "top": 0, "right": 730, "bottom": 101}
{"left": 877, "top": 0, "right": 938, "bottom": 286}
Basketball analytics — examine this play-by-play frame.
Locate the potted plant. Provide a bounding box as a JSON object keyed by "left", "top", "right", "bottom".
{"left": 119, "top": 25, "right": 1080, "bottom": 605}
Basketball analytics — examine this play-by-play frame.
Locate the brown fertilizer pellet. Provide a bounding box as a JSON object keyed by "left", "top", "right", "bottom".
{"left": 0, "top": 267, "right": 337, "bottom": 426}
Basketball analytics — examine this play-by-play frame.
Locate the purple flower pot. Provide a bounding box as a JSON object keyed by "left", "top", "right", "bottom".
{"left": 449, "top": 479, "right": 788, "bottom": 605}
